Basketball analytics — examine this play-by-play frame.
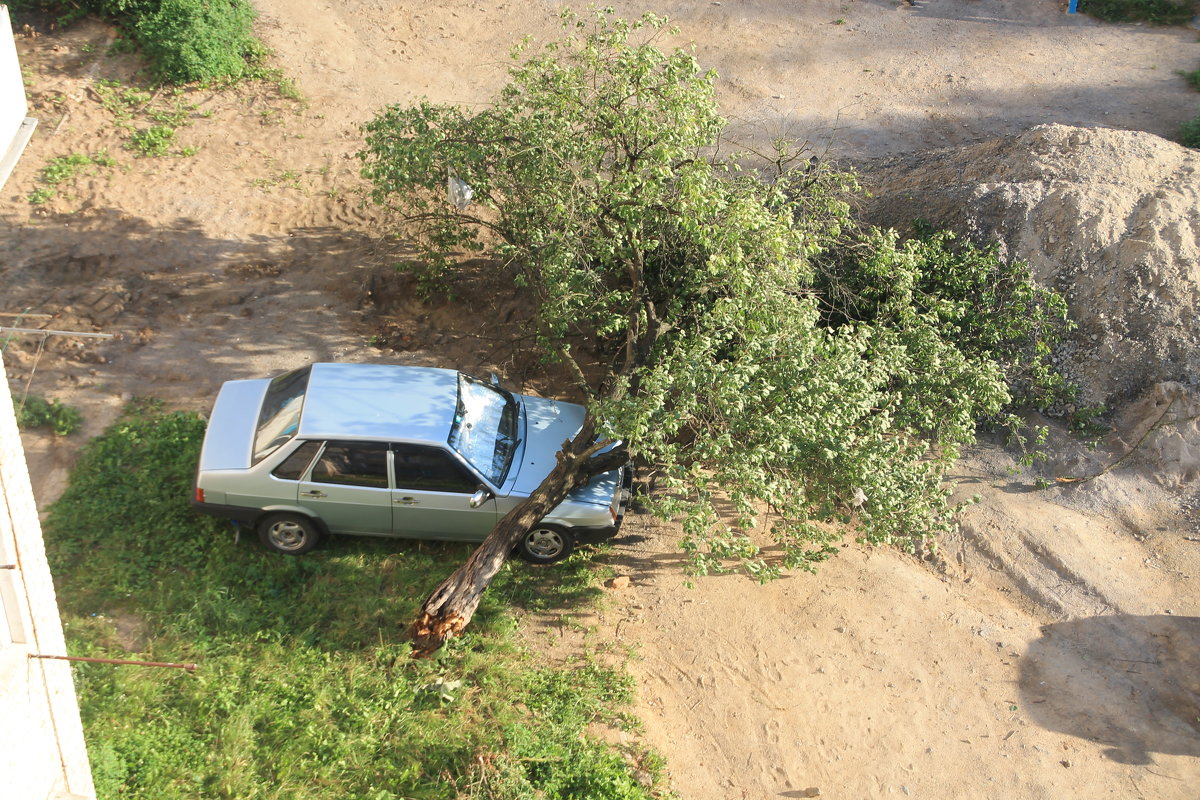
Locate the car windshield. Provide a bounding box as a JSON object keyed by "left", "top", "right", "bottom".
{"left": 252, "top": 366, "right": 311, "bottom": 464}
{"left": 448, "top": 374, "right": 519, "bottom": 485}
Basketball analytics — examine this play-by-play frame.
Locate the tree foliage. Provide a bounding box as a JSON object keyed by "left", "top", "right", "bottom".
{"left": 359, "top": 10, "right": 1072, "bottom": 581}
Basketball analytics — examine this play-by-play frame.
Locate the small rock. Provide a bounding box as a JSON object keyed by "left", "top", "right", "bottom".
{"left": 607, "top": 575, "right": 631, "bottom": 590}
{"left": 802, "top": 788, "right": 821, "bottom": 798}
{"left": 1060, "top": 759, "right": 1072, "bottom": 768}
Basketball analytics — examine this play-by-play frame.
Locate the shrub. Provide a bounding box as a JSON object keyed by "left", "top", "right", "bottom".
{"left": 14, "top": 395, "right": 83, "bottom": 435}
{"left": 9, "top": 0, "right": 262, "bottom": 84}
{"left": 134, "top": 0, "right": 262, "bottom": 83}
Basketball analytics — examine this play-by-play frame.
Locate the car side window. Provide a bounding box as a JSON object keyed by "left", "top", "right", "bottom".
{"left": 392, "top": 444, "right": 478, "bottom": 494}
{"left": 272, "top": 440, "right": 322, "bottom": 481}
{"left": 310, "top": 441, "right": 389, "bottom": 489}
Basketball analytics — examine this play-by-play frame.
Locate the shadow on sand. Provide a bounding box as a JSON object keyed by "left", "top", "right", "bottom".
{"left": 1019, "top": 614, "right": 1200, "bottom": 764}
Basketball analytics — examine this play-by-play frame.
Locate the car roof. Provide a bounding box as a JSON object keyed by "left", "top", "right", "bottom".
{"left": 296, "top": 363, "right": 460, "bottom": 444}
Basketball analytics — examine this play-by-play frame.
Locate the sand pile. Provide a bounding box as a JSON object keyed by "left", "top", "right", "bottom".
{"left": 856, "top": 124, "right": 1200, "bottom": 409}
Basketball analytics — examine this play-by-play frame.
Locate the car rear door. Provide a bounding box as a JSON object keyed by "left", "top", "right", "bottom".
{"left": 296, "top": 441, "right": 392, "bottom": 534}
{"left": 390, "top": 443, "right": 498, "bottom": 540}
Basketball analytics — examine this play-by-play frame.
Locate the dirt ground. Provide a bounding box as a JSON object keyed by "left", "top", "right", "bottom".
{"left": 2, "top": 1, "right": 1199, "bottom": 798}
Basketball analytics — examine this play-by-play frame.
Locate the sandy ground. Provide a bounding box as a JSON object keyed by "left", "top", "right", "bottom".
{"left": 2, "top": 1, "right": 1199, "bottom": 798}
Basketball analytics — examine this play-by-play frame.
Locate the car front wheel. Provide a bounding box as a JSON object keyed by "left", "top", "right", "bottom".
{"left": 517, "top": 524, "right": 574, "bottom": 564}
{"left": 257, "top": 513, "right": 321, "bottom": 555}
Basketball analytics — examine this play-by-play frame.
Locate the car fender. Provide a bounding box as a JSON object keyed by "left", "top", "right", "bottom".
{"left": 254, "top": 505, "right": 332, "bottom": 536}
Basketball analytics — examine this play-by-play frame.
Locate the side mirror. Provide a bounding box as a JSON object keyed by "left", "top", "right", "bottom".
{"left": 469, "top": 487, "right": 493, "bottom": 508}
{"left": 489, "top": 372, "right": 501, "bottom": 387}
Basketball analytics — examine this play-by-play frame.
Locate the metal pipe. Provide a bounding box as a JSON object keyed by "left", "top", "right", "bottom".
{"left": 29, "top": 653, "right": 198, "bottom": 672}
{"left": 0, "top": 327, "right": 115, "bottom": 339}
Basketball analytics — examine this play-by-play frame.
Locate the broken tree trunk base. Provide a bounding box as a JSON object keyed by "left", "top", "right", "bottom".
{"left": 408, "top": 415, "right": 627, "bottom": 657}
{"left": 410, "top": 612, "right": 468, "bottom": 657}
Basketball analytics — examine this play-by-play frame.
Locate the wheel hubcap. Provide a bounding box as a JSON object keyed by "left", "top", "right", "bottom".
{"left": 269, "top": 521, "right": 307, "bottom": 550}
{"left": 526, "top": 528, "right": 563, "bottom": 558}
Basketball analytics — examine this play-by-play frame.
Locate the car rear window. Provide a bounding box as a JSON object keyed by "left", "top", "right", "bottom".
{"left": 253, "top": 366, "right": 311, "bottom": 464}
{"left": 272, "top": 440, "right": 322, "bottom": 480}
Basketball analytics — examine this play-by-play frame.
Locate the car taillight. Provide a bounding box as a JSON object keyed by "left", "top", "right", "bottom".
{"left": 610, "top": 507, "right": 617, "bottom": 523}
{"left": 195, "top": 487, "right": 205, "bottom": 503}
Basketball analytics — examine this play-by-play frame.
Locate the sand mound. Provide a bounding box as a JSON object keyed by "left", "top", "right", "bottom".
{"left": 856, "top": 124, "right": 1200, "bottom": 408}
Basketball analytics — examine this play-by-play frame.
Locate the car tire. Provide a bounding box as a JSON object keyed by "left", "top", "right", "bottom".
{"left": 257, "top": 513, "right": 321, "bottom": 555}
{"left": 517, "top": 524, "right": 574, "bottom": 564}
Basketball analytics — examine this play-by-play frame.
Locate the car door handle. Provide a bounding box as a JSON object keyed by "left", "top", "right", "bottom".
{"left": 301, "top": 490, "right": 327, "bottom": 498}
{"left": 394, "top": 497, "right": 418, "bottom": 505}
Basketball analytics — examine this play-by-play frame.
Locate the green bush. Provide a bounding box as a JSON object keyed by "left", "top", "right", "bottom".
{"left": 1076, "top": 0, "right": 1194, "bottom": 25}
{"left": 134, "top": 0, "right": 262, "bottom": 83}
{"left": 9, "top": 0, "right": 262, "bottom": 83}
{"left": 1181, "top": 108, "right": 1200, "bottom": 148}
{"left": 14, "top": 395, "right": 83, "bottom": 436}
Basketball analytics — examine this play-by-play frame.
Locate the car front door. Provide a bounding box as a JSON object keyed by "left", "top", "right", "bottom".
{"left": 390, "top": 443, "right": 498, "bottom": 540}
{"left": 296, "top": 441, "right": 392, "bottom": 535}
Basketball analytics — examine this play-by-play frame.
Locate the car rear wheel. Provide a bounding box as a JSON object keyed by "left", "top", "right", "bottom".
{"left": 517, "top": 524, "right": 574, "bottom": 564}
{"left": 257, "top": 513, "right": 321, "bottom": 555}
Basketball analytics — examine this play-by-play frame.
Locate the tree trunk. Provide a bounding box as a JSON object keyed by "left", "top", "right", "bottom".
{"left": 409, "top": 415, "right": 625, "bottom": 656}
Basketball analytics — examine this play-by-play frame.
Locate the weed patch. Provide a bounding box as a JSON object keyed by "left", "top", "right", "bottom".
{"left": 27, "top": 150, "right": 116, "bottom": 204}
{"left": 94, "top": 80, "right": 203, "bottom": 158}
{"left": 44, "top": 407, "right": 663, "bottom": 799}
{"left": 126, "top": 124, "right": 177, "bottom": 157}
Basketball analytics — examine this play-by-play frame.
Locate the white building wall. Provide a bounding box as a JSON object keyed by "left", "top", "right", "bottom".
{"left": 0, "top": 5, "right": 37, "bottom": 189}
{"left": 0, "top": 363, "right": 96, "bottom": 799}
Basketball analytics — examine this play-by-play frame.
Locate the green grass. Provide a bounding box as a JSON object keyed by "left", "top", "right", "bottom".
{"left": 1076, "top": 0, "right": 1194, "bottom": 25}
{"left": 44, "top": 406, "right": 663, "bottom": 800}
{"left": 1181, "top": 109, "right": 1200, "bottom": 148}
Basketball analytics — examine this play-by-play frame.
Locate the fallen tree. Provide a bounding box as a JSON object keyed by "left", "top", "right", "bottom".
{"left": 358, "top": 10, "right": 1072, "bottom": 654}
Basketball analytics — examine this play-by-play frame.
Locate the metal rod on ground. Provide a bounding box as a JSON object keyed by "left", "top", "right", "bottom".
{"left": 29, "top": 654, "right": 199, "bottom": 672}
{"left": 0, "top": 327, "right": 115, "bottom": 339}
